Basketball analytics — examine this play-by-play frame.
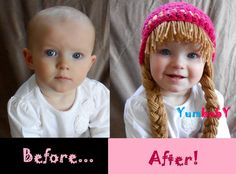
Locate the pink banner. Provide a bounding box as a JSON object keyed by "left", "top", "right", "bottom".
{"left": 109, "top": 139, "right": 236, "bottom": 174}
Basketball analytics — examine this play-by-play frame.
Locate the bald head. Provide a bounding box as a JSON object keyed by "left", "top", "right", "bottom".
{"left": 27, "top": 6, "right": 95, "bottom": 52}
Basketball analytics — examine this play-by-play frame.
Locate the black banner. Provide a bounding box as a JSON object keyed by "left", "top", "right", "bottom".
{"left": 0, "top": 138, "right": 108, "bottom": 173}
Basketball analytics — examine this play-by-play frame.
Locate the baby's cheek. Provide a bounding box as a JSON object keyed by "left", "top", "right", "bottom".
{"left": 150, "top": 68, "right": 161, "bottom": 81}
{"left": 189, "top": 66, "right": 204, "bottom": 82}
{"left": 37, "top": 64, "right": 54, "bottom": 79}
{"left": 150, "top": 62, "right": 165, "bottom": 78}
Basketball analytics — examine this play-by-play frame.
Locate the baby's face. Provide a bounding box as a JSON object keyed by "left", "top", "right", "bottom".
{"left": 150, "top": 42, "right": 205, "bottom": 95}
{"left": 25, "top": 19, "right": 95, "bottom": 94}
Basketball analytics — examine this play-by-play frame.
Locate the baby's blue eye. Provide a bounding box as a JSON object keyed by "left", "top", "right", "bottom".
{"left": 159, "top": 49, "right": 171, "bottom": 56}
{"left": 45, "top": 49, "right": 57, "bottom": 57}
{"left": 187, "top": 52, "right": 199, "bottom": 59}
{"left": 72, "top": 52, "right": 82, "bottom": 59}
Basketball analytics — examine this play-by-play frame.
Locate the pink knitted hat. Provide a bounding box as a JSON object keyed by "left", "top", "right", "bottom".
{"left": 139, "top": 2, "right": 216, "bottom": 64}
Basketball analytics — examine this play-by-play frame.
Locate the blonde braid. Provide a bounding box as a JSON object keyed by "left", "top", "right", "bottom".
{"left": 141, "top": 56, "right": 168, "bottom": 138}
{"left": 200, "top": 60, "right": 219, "bottom": 138}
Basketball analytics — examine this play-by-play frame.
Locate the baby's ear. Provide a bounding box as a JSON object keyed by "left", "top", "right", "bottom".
{"left": 22, "top": 48, "right": 34, "bottom": 70}
{"left": 90, "top": 55, "right": 96, "bottom": 64}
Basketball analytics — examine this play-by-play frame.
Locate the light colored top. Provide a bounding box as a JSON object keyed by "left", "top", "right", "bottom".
{"left": 124, "top": 84, "right": 230, "bottom": 138}
{"left": 8, "top": 75, "right": 110, "bottom": 138}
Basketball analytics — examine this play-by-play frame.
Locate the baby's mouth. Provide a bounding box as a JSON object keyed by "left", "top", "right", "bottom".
{"left": 166, "top": 74, "right": 186, "bottom": 79}
{"left": 55, "top": 76, "right": 72, "bottom": 81}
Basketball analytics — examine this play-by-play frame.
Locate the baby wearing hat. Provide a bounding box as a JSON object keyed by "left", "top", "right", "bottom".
{"left": 124, "top": 2, "right": 230, "bottom": 138}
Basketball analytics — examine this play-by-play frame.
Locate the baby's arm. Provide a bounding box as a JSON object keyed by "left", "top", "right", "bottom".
{"left": 7, "top": 97, "right": 42, "bottom": 137}
{"left": 89, "top": 85, "right": 110, "bottom": 138}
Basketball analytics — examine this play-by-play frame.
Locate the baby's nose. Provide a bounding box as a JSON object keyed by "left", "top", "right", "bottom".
{"left": 57, "top": 58, "right": 70, "bottom": 70}
{"left": 171, "top": 56, "right": 185, "bottom": 69}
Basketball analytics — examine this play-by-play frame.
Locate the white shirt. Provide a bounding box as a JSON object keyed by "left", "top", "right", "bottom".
{"left": 8, "top": 75, "right": 110, "bottom": 138}
{"left": 124, "top": 84, "right": 230, "bottom": 138}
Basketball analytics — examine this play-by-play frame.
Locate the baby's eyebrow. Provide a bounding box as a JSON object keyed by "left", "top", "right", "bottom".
{"left": 41, "top": 44, "right": 57, "bottom": 49}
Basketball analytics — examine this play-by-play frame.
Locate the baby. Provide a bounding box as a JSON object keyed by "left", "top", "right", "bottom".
{"left": 124, "top": 2, "right": 230, "bottom": 138}
{"left": 8, "top": 6, "right": 109, "bottom": 137}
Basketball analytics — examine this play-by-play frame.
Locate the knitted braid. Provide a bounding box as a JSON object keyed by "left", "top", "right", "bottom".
{"left": 200, "top": 60, "right": 219, "bottom": 138}
{"left": 142, "top": 21, "right": 218, "bottom": 138}
{"left": 141, "top": 56, "right": 168, "bottom": 138}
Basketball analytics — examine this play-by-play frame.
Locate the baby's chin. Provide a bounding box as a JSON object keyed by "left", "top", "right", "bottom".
{"left": 51, "top": 86, "right": 77, "bottom": 94}
{"left": 160, "top": 86, "right": 190, "bottom": 95}
{"left": 41, "top": 83, "right": 77, "bottom": 94}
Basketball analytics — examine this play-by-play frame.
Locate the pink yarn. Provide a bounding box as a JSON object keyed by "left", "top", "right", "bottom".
{"left": 139, "top": 2, "right": 216, "bottom": 64}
